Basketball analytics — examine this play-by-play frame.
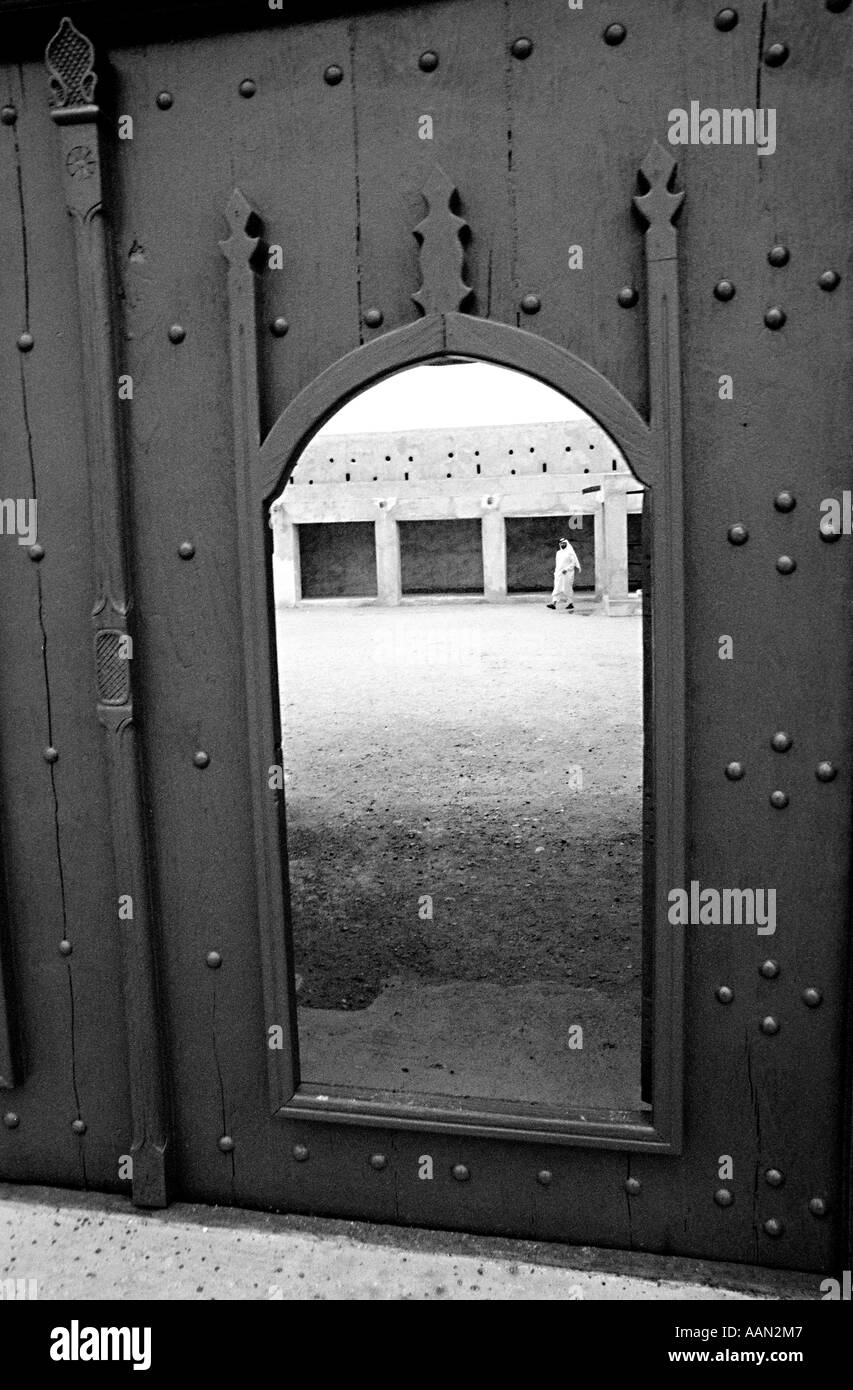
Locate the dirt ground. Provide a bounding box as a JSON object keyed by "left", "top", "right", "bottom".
{"left": 277, "top": 598, "right": 644, "bottom": 1111}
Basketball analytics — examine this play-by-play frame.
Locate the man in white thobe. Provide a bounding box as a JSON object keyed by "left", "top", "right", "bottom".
{"left": 547, "top": 536, "right": 581, "bottom": 611}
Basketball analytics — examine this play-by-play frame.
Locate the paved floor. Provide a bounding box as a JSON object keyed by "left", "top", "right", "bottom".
{"left": 0, "top": 1186, "right": 814, "bottom": 1301}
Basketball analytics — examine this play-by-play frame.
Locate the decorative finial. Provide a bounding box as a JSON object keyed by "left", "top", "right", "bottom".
{"left": 220, "top": 187, "right": 261, "bottom": 268}
{"left": 46, "top": 17, "right": 97, "bottom": 117}
{"left": 633, "top": 141, "right": 685, "bottom": 259}
{"left": 412, "top": 166, "right": 472, "bottom": 315}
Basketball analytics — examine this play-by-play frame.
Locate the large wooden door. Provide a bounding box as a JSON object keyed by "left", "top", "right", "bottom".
{"left": 0, "top": 0, "right": 851, "bottom": 1274}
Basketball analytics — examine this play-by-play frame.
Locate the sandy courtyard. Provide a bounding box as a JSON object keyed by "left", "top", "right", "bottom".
{"left": 276, "top": 599, "right": 645, "bottom": 1112}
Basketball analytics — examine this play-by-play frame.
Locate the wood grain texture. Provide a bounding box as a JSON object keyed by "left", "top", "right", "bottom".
{"left": 0, "top": 54, "right": 131, "bottom": 1194}
{"left": 0, "top": 0, "right": 850, "bottom": 1270}
{"left": 0, "top": 812, "right": 17, "bottom": 1088}
{"left": 46, "top": 19, "right": 170, "bottom": 1206}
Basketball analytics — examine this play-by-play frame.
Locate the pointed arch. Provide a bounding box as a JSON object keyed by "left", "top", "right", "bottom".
{"left": 258, "top": 313, "right": 654, "bottom": 502}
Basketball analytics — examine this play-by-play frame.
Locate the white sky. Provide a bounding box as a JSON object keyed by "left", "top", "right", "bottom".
{"left": 317, "top": 362, "right": 590, "bottom": 435}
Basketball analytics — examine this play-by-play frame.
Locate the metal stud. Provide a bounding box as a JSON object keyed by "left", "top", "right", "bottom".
{"left": 826, "top": 0, "right": 851, "bottom": 10}
{"left": 617, "top": 286, "right": 638, "bottom": 308}
{"left": 17, "top": 332, "right": 34, "bottom": 352}
{"left": 193, "top": 750, "right": 210, "bottom": 769}
{"left": 808, "top": 1197, "right": 828, "bottom": 1218}
{"left": 766, "top": 43, "right": 794, "bottom": 68}
{"left": 727, "top": 523, "right": 748, "bottom": 545}
{"left": 802, "top": 987, "right": 823, "bottom": 1008}
{"left": 323, "top": 65, "right": 344, "bottom": 86}
{"left": 764, "top": 306, "right": 786, "bottom": 329}
{"left": 1, "top": 105, "right": 17, "bottom": 125}
{"left": 763, "top": 42, "right": 789, "bottom": 67}
{"left": 765, "top": 1168, "right": 784, "bottom": 1187}
{"left": 713, "top": 279, "right": 736, "bottom": 302}
{"left": 364, "top": 307, "right": 383, "bottom": 328}
{"left": 536, "top": 1169, "right": 552, "bottom": 1186}
{"left": 218, "top": 1135, "right": 235, "bottom": 1153}
{"left": 521, "top": 293, "right": 541, "bottom": 314}
{"left": 3, "top": 1112, "right": 19, "bottom": 1129}
{"left": 724, "top": 761, "right": 744, "bottom": 781}
{"left": 769, "top": 790, "right": 788, "bottom": 809}
{"left": 59, "top": 940, "right": 73, "bottom": 957}
{"left": 760, "top": 1015, "right": 780, "bottom": 1035}
{"left": 239, "top": 79, "right": 257, "bottom": 98}
{"left": 768, "top": 245, "right": 789, "bottom": 267}
{"left": 369, "top": 1153, "right": 387, "bottom": 1171}
{"left": 763, "top": 1217, "right": 784, "bottom": 1237}
{"left": 759, "top": 960, "right": 779, "bottom": 980}
{"left": 452, "top": 1163, "right": 470, "bottom": 1182}
{"left": 206, "top": 951, "right": 222, "bottom": 969}
{"left": 774, "top": 491, "right": 795, "bottom": 512}
{"left": 293, "top": 1143, "right": 309, "bottom": 1162}
{"left": 72, "top": 1119, "right": 86, "bottom": 1135}
{"left": 716, "top": 985, "right": 734, "bottom": 1004}
{"left": 168, "top": 324, "right": 185, "bottom": 344}
{"left": 820, "top": 518, "right": 841, "bottom": 543}
{"left": 267, "top": 318, "right": 289, "bottom": 340}
{"left": 156, "top": 92, "right": 173, "bottom": 110}
{"left": 771, "top": 732, "right": 792, "bottom": 753}
{"left": 43, "top": 747, "right": 59, "bottom": 764}
{"left": 603, "top": 23, "right": 627, "bottom": 45}
{"left": 511, "top": 37, "right": 533, "bottom": 59}
{"left": 625, "top": 1177, "right": 641, "bottom": 1196}
{"left": 816, "top": 761, "right": 837, "bottom": 782}
{"left": 178, "top": 541, "right": 195, "bottom": 560}
{"left": 28, "top": 544, "right": 45, "bottom": 562}
{"left": 818, "top": 269, "right": 840, "bottom": 292}
{"left": 714, "top": 9, "right": 738, "bottom": 31}
{"left": 418, "top": 50, "right": 439, "bottom": 71}
{"left": 714, "top": 1188, "right": 734, "bottom": 1207}
{"left": 776, "top": 555, "right": 796, "bottom": 574}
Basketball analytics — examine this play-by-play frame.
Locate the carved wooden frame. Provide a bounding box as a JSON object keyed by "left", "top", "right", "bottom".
{"left": 44, "top": 19, "right": 170, "bottom": 1203}
{"left": 223, "top": 144, "right": 685, "bottom": 1151}
{"left": 0, "top": 817, "right": 16, "bottom": 1090}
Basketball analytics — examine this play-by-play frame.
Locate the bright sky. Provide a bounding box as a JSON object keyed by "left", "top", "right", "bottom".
{"left": 317, "top": 362, "right": 590, "bottom": 435}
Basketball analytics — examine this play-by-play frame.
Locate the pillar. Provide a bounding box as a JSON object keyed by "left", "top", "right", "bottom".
{"left": 593, "top": 508, "right": 604, "bottom": 598}
{"left": 374, "top": 504, "right": 401, "bottom": 605}
{"left": 272, "top": 510, "right": 301, "bottom": 608}
{"left": 602, "top": 485, "right": 629, "bottom": 601}
{"left": 481, "top": 510, "right": 507, "bottom": 601}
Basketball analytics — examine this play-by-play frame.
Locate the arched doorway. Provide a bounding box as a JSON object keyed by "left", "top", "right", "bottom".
{"left": 270, "top": 360, "right": 647, "bottom": 1113}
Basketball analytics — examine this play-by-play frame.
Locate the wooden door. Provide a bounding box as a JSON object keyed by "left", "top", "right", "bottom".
{"left": 0, "top": 0, "right": 850, "bottom": 1274}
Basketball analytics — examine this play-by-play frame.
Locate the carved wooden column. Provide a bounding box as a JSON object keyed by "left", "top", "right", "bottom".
{"left": 633, "top": 140, "right": 686, "bottom": 1116}
{"left": 220, "top": 188, "right": 297, "bottom": 1106}
{"left": 45, "top": 18, "right": 170, "bottom": 1205}
{"left": 0, "top": 820, "right": 15, "bottom": 1089}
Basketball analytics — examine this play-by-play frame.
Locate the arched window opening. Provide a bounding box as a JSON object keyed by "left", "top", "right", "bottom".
{"left": 269, "top": 359, "right": 648, "bottom": 1114}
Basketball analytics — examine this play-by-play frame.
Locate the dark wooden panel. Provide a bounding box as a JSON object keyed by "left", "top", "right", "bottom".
{"left": 350, "top": 0, "right": 515, "bottom": 338}
{"left": 679, "top": 0, "right": 852, "bottom": 1272}
{"left": 0, "top": 0, "right": 850, "bottom": 1272}
{"left": 0, "top": 812, "right": 17, "bottom": 1089}
{"left": 0, "top": 58, "right": 132, "bottom": 1191}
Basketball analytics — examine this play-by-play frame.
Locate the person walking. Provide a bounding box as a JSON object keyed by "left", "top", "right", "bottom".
{"left": 546, "top": 536, "right": 581, "bottom": 611}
